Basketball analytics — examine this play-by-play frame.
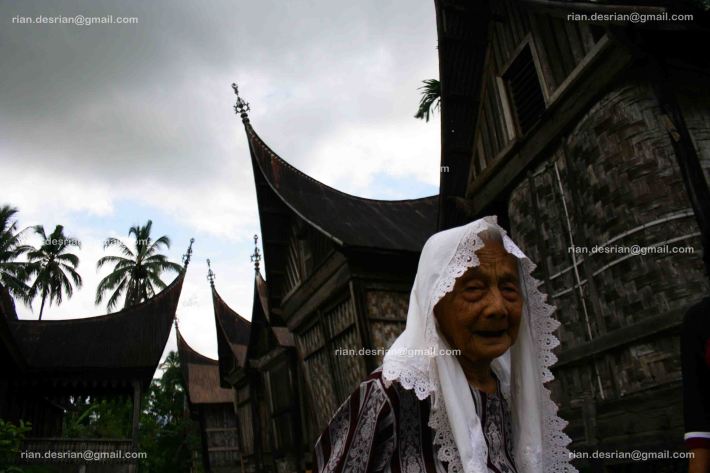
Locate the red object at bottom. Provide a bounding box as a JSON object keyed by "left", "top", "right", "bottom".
{"left": 687, "top": 437, "right": 710, "bottom": 450}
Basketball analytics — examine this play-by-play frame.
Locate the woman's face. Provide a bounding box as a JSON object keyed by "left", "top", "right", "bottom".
{"left": 434, "top": 238, "right": 523, "bottom": 363}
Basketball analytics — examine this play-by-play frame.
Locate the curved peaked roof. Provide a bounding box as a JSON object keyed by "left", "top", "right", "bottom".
{"left": 176, "top": 328, "right": 234, "bottom": 405}
{"left": 245, "top": 123, "right": 438, "bottom": 252}
{"left": 211, "top": 285, "right": 251, "bottom": 372}
{"left": 253, "top": 271, "right": 294, "bottom": 348}
{"left": 5, "top": 271, "right": 186, "bottom": 390}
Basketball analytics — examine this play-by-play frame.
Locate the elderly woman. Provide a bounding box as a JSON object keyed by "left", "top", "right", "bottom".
{"left": 314, "top": 217, "right": 576, "bottom": 473}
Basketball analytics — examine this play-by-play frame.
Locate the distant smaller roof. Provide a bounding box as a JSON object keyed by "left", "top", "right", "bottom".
{"left": 212, "top": 286, "right": 251, "bottom": 370}
{"left": 5, "top": 271, "right": 186, "bottom": 391}
{"left": 177, "top": 329, "right": 234, "bottom": 405}
{"left": 254, "top": 271, "right": 294, "bottom": 348}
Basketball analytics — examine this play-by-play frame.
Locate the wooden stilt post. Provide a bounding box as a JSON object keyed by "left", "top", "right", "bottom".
{"left": 129, "top": 380, "right": 142, "bottom": 473}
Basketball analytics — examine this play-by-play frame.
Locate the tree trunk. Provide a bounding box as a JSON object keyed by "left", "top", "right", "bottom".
{"left": 38, "top": 292, "right": 47, "bottom": 320}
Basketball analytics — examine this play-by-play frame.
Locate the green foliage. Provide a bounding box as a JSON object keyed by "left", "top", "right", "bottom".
{"left": 62, "top": 396, "right": 132, "bottom": 439}
{"left": 0, "top": 205, "right": 33, "bottom": 304}
{"left": 139, "top": 351, "right": 204, "bottom": 473}
{"left": 414, "top": 79, "right": 441, "bottom": 122}
{"left": 55, "top": 352, "right": 203, "bottom": 472}
{"left": 0, "top": 419, "right": 31, "bottom": 473}
{"left": 26, "top": 225, "right": 82, "bottom": 320}
{"left": 96, "top": 220, "right": 183, "bottom": 311}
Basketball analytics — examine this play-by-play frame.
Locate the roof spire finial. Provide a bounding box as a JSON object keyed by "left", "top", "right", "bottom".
{"left": 232, "top": 82, "right": 251, "bottom": 124}
{"left": 250, "top": 234, "right": 261, "bottom": 273}
{"left": 182, "top": 238, "right": 195, "bottom": 267}
{"left": 207, "top": 258, "right": 216, "bottom": 287}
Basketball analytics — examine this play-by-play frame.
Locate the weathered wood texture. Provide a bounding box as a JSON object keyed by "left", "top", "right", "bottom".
{"left": 365, "top": 290, "right": 409, "bottom": 365}
{"left": 507, "top": 75, "right": 710, "bottom": 468}
{"left": 469, "top": 0, "right": 603, "bottom": 183}
{"left": 201, "top": 404, "right": 240, "bottom": 471}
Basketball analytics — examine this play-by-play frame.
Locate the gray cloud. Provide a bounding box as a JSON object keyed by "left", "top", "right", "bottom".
{"left": 0, "top": 0, "right": 440, "bottom": 356}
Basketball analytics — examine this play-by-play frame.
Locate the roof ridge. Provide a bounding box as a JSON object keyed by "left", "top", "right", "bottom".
{"left": 177, "top": 328, "right": 218, "bottom": 363}
{"left": 211, "top": 285, "right": 251, "bottom": 327}
{"left": 246, "top": 124, "right": 437, "bottom": 204}
{"left": 11, "top": 270, "right": 187, "bottom": 325}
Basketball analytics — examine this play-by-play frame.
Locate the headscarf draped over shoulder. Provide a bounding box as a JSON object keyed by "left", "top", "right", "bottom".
{"left": 382, "top": 216, "right": 576, "bottom": 473}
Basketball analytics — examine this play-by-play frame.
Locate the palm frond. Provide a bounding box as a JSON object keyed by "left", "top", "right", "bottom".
{"left": 414, "top": 79, "right": 441, "bottom": 122}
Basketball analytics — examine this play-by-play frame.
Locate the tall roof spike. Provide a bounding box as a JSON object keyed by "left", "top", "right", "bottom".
{"left": 232, "top": 82, "right": 250, "bottom": 124}
{"left": 250, "top": 234, "right": 261, "bottom": 273}
{"left": 182, "top": 238, "right": 195, "bottom": 267}
{"left": 206, "top": 258, "right": 216, "bottom": 287}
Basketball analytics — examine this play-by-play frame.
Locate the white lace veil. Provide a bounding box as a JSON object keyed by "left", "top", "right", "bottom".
{"left": 382, "top": 216, "right": 576, "bottom": 473}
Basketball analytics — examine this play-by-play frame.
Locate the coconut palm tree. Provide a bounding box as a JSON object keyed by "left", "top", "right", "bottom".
{"left": 414, "top": 79, "right": 441, "bottom": 122}
{"left": 95, "top": 220, "right": 183, "bottom": 311}
{"left": 26, "top": 225, "right": 83, "bottom": 320}
{"left": 0, "top": 205, "right": 33, "bottom": 302}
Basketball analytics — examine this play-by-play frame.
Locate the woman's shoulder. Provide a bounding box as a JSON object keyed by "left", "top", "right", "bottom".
{"left": 329, "top": 367, "right": 422, "bottom": 421}
{"left": 361, "top": 366, "right": 418, "bottom": 395}
{"left": 352, "top": 366, "right": 397, "bottom": 403}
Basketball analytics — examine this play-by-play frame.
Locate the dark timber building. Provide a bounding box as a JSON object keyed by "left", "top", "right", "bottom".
{"left": 210, "top": 268, "right": 261, "bottom": 472}
{"left": 435, "top": 1, "right": 710, "bottom": 471}
{"left": 0, "top": 266, "right": 187, "bottom": 471}
{"left": 217, "top": 90, "right": 438, "bottom": 472}
{"left": 211, "top": 259, "right": 302, "bottom": 473}
{"left": 177, "top": 328, "right": 240, "bottom": 473}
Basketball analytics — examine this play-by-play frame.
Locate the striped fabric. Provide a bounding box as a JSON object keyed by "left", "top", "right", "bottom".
{"left": 315, "top": 368, "right": 518, "bottom": 473}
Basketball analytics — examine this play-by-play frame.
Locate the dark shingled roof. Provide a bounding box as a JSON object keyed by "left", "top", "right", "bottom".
{"left": 212, "top": 286, "right": 251, "bottom": 371}
{"left": 245, "top": 123, "right": 438, "bottom": 253}
{"left": 176, "top": 328, "right": 234, "bottom": 405}
{"left": 435, "top": 0, "right": 489, "bottom": 229}
{"left": 4, "top": 271, "right": 185, "bottom": 391}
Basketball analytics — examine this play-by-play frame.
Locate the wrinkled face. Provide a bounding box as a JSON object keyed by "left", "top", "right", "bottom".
{"left": 434, "top": 238, "right": 523, "bottom": 363}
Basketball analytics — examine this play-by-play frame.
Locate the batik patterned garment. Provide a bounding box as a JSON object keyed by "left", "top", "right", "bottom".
{"left": 314, "top": 368, "right": 518, "bottom": 473}
{"left": 469, "top": 381, "right": 518, "bottom": 473}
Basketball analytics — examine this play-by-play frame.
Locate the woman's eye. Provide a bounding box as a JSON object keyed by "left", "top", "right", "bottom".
{"left": 464, "top": 285, "right": 484, "bottom": 293}
{"left": 501, "top": 285, "right": 519, "bottom": 296}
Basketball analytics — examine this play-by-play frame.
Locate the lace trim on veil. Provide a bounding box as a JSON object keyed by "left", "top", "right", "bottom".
{"left": 516, "top": 256, "right": 575, "bottom": 473}
{"left": 382, "top": 220, "right": 575, "bottom": 473}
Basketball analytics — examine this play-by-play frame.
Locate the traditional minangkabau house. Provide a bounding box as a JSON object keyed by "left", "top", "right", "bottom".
{"left": 244, "top": 249, "right": 302, "bottom": 473}
{"left": 0, "top": 254, "right": 188, "bottom": 470}
{"left": 227, "top": 85, "right": 438, "bottom": 471}
{"left": 210, "top": 254, "right": 301, "bottom": 473}
{"left": 209, "top": 264, "right": 260, "bottom": 472}
{"left": 176, "top": 327, "right": 240, "bottom": 473}
{"left": 435, "top": 0, "right": 710, "bottom": 470}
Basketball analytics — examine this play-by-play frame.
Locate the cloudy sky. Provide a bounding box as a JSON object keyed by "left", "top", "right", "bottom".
{"left": 0, "top": 0, "right": 441, "bottom": 361}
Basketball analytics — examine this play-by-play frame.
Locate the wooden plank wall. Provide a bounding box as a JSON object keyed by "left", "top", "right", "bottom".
{"left": 469, "top": 1, "right": 602, "bottom": 182}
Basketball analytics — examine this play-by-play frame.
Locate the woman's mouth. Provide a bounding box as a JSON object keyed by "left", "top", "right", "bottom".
{"left": 474, "top": 329, "right": 506, "bottom": 338}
